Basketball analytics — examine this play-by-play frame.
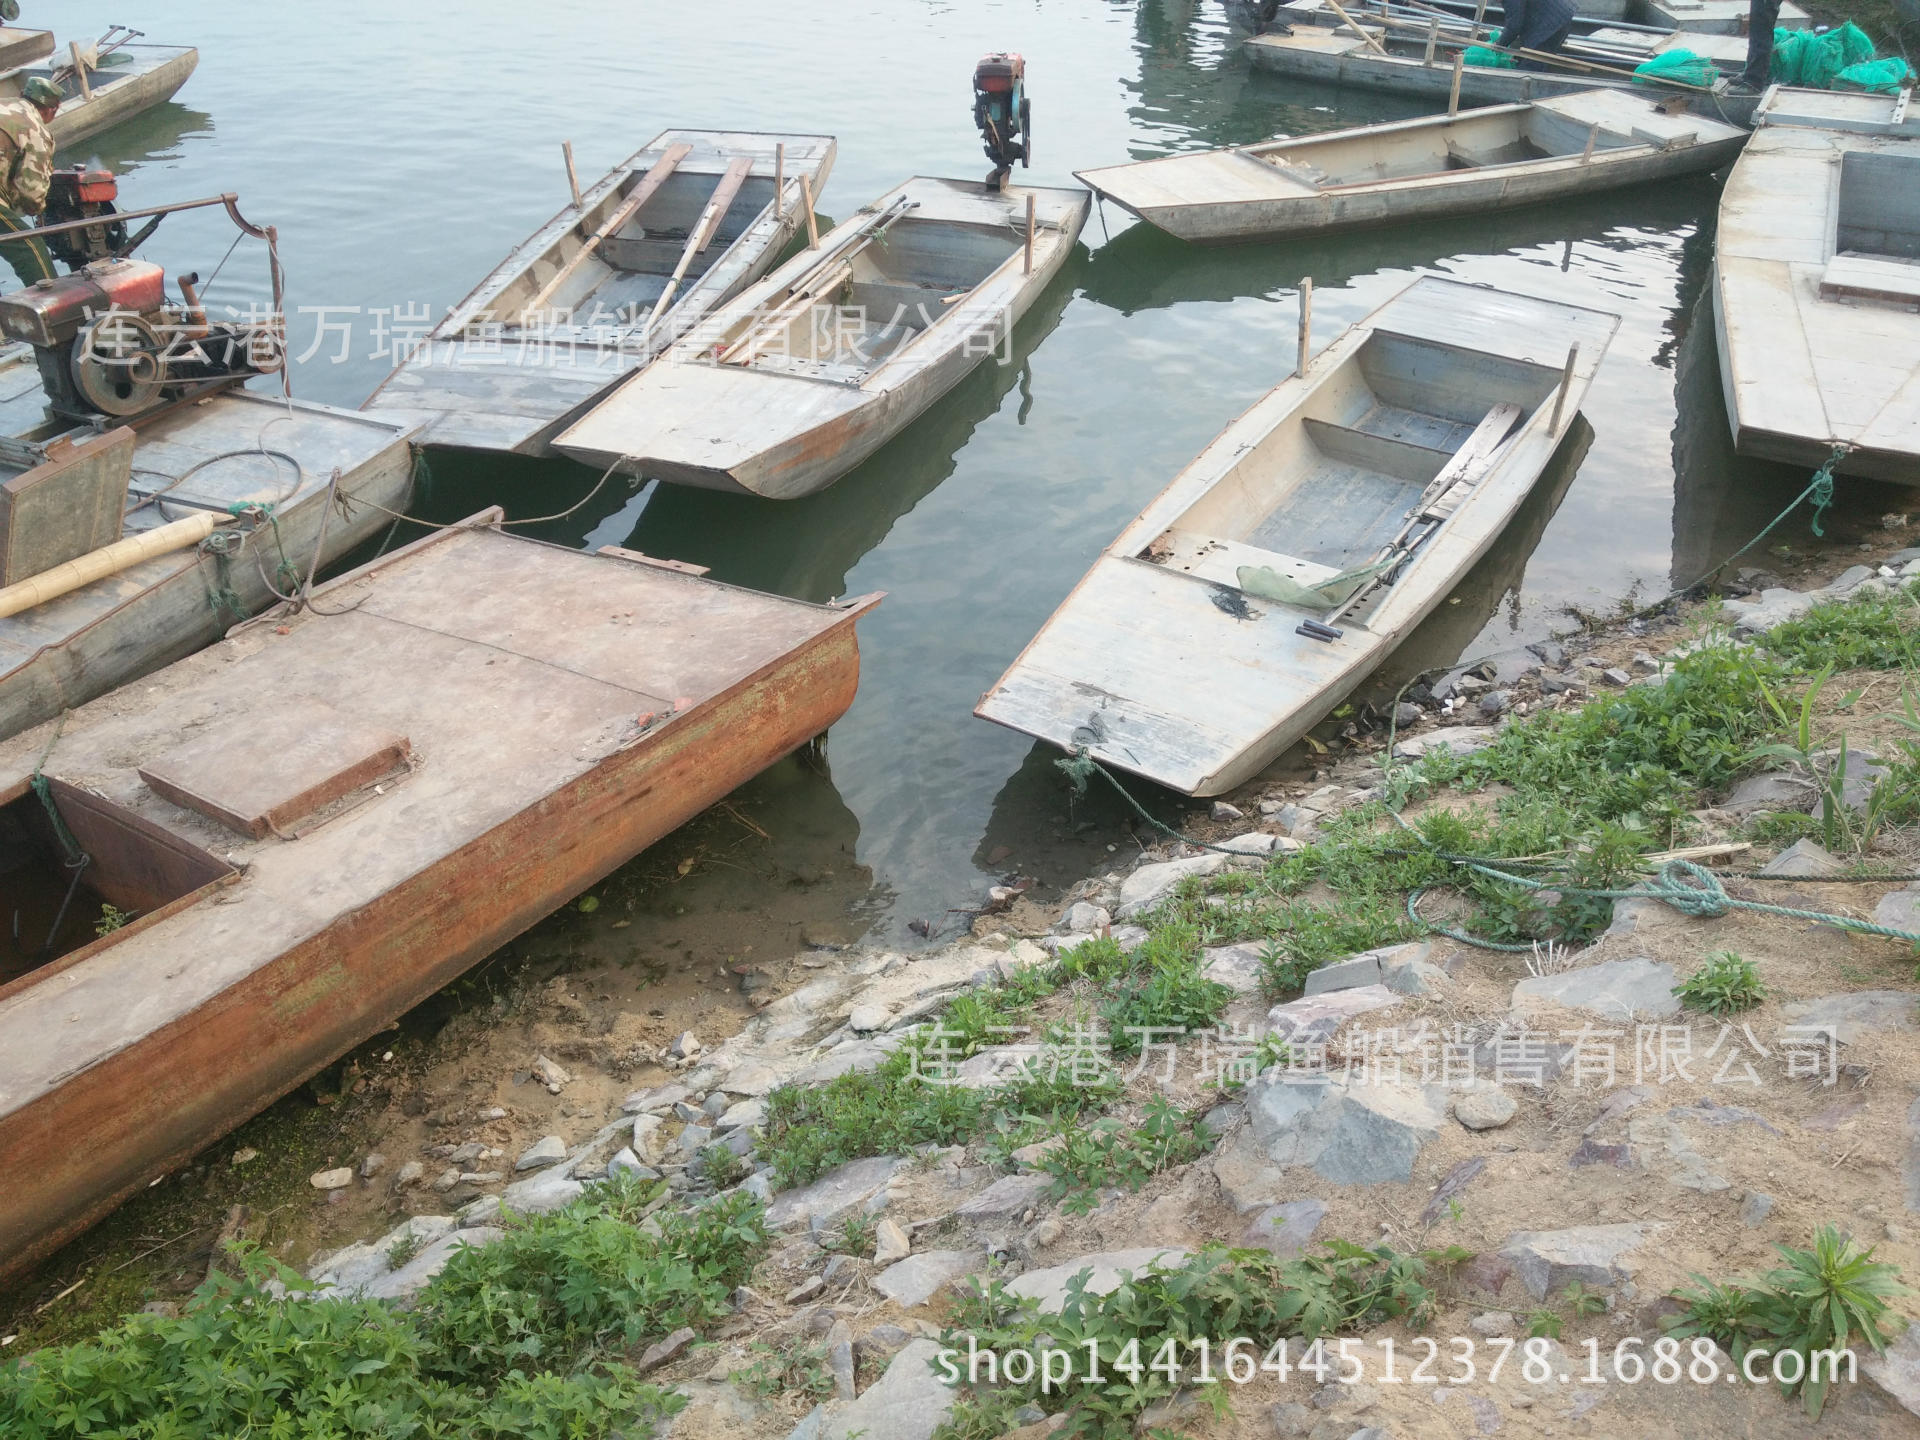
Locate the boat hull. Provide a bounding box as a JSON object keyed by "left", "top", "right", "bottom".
{"left": 0, "top": 533, "right": 875, "bottom": 1279}
{"left": 43, "top": 46, "right": 199, "bottom": 150}
{"left": 1079, "top": 95, "right": 1745, "bottom": 245}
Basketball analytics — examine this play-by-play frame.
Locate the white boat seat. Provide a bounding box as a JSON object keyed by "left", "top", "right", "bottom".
{"left": 1143, "top": 529, "right": 1338, "bottom": 593}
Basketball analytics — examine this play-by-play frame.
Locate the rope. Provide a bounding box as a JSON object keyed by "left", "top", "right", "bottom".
{"left": 1054, "top": 747, "right": 1258, "bottom": 855}
{"left": 349, "top": 449, "right": 627, "bottom": 531}
{"left": 1410, "top": 855, "right": 1920, "bottom": 950}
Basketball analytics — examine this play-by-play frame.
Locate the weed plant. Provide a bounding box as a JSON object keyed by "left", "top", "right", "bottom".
{"left": 1675, "top": 951, "right": 1769, "bottom": 1015}
{"left": 1038, "top": 1097, "right": 1212, "bottom": 1214}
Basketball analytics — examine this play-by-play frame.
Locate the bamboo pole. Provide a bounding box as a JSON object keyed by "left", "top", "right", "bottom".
{"left": 799, "top": 174, "right": 819, "bottom": 248}
{"left": 1296, "top": 277, "right": 1313, "bottom": 379}
{"left": 70, "top": 42, "right": 94, "bottom": 99}
{"left": 1322, "top": 0, "right": 1389, "bottom": 53}
{"left": 1549, "top": 343, "right": 1578, "bottom": 432}
{"left": 645, "top": 156, "right": 753, "bottom": 330}
{"left": 1581, "top": 123, "right": 1598, "bottom": 162}
{"left": 1024, "top": 193, "right": 1035, "bottom": 275}
{"left": 1425, "top": 18, "right": 1440, "bottom": 63}
{"left": 521, "top": 143, "right": 691, "bottom": 318}
{"left": 1448, "top": 50, "right": 1464, "bottom": 114}
{"left": 0, "top": 514, "right": 224, "bottom": 619}
{"left": 562, "top": 141, "right": 581, "bottom": 209}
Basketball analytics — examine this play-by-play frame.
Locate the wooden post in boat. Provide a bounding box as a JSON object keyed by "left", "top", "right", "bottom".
{"left": 1581, "top": 124, "right": 1598, "bottom": 163}
{"left": 1024, "top": 193, "right": 1036, "bottom": 276}
{"left": 521, "top": 143, "right": 691, "bottom": 318}
{"left": 775, "top": 143, "right": 786, "bottom": 219}
{"left": 1296, "top": 277, "right": 1313, "bottom": 379}
{"left": 645, "top": 155, "right": 753, "bottom": 331}
{"left": 1424, "top": 19, "right": 1440, "bottom": 64}
{"left": 1323, "top": 0, "right": 1389, "bottom": 53}
{"left": 800, "top": 174, "right": 820, "bottom": 248}
{"left": 70, "top": 42, "right": 93, "bottom": 100}
{"left": 1472, "top": 0, "right": 1489, "bottom": 33}
{"left": 1448, "top": 50, "right": 1464, "bottom": 115}
{"left": 562, "top": 141, "right": 582, "bottom": 209}
{"left": 1549, "top": 344, "right": 1579, "bottom": 433}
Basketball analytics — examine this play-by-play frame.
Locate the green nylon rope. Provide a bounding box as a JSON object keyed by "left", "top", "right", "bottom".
{"left": 1412, "top": 855, "right": 1920, "bottom": 951}
{"left": 1055, "top": 748, "right": 1257, "bottom": 856}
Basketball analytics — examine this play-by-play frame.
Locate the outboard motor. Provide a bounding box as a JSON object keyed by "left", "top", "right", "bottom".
{"left": 41, "top": 167, "right": 128, "bottom": 270}
{"left": 972, "top": 53, "right": 1031, "bottom": 190}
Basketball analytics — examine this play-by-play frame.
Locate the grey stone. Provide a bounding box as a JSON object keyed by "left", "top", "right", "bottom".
{"left": 1512, "top": 957, "right": 1681, "bottom": 1021}
{"left": 1007, "top": 1248, "right": 1189, "bottom": 1311}
{"left": 1392, "top": 702, "right": 1423, "bottom": 727}
{"left": 1828, "top": 563, "right": 1878, "bottom": 594}
{"left": 1060, "top": 901, "right": 1111, "bottom": 933}
{"left": 1877, "top": 888, "right": 1920, "bottom": 932}
{"left": 500, "top": 1168, "right": 585, "bottom": 1214}
{"left": 1469, "top": 1310, "right": 1515, "bottom": 1336}
{"left": 1864, "top": 1323, "right": 1920, "bottom": 1419}
{"left": 717, "top": 1098, "right": 765, "bottom": 1133}
{"left": 785, "top": 1276, "right": 826, "bottom": 1304}
{"left": 310, "top": 1166, "right": 354, "bottom": 1191}
{"left": 1240, "top": 1199, "right": 1326, "bottom": 1257}
{"left": 458, "top": 1170, "right": 504, "bottom": 1186}
{"left": 1302, "top": 941, "right": 1438, "bottom": 998}
{"left": 1528, "top": 640, "right": 1568, "bottom": 667}
{"left": 1500, "top": 1223, "right": 1659, "bottom": 1300}
{"left": 678, "top": 1124, "right": 713, "bottom": 1155}
{"left": 1601, "top": 667, "right": 1632, "bottom": 687}
{"left": 606, "top": 1147, "right": 658, "bottom": 1182}
{"left": 1212, "top": 801, "right": 1245, "bottom": 822}
{"left": 429, "top": 1166, "right": 460, "bottom": 1193}
{"left": 701, "top": 1090, "right": 730, "bottom": 1120}
{"left": 1759, "top": 837, "right": 1843, "bottom": 878}
{"left": 1265, "top": 985, "right": 1404, "bottom": 1045}
{"left": 637, "top": 1326, "right": 697, "bottom": 1374}
{"left": 873, "top": 1217, "right": 911, "bottom": 1264}
{"left": 1245, "top": 1075, "right": 1448, "bottom": 1186}
{"left": 622, "top": 1082, "right": 690, "bottom": 1115}
{"left": 870, "top": 1249, "right": 985, "bottom": 1308}
{"left": 530, "top": 1055, "right": 571, "bottom": 1088}
{"left": 955, "top": 1172, "right": 1051, "bottom": 1223}
{"left": 457, "top": 1194, "right": 502, "bottom": 1226}
{"left": 359, "top": 1152, "right": 386, "bottom": 1179}
{"left": 1117, "top": 854, "right": 1230, "bottom": 918}
{"left": 1539, "top": 671, "right": 1581, "bottom": 695}
{"left": 847, "top": 1005, "right": 890, "bottom": 1033}
{"left": 1628, "top": 1115, "right": 1728, "bottom": 1193}
{"left": 827, "top": 1320, "right": 856, "bottom": 1401}
{"left": 673, "top": 1101, "right": 704, "bottom": 1124}
{"left": 1391, "top": 724, "right": 1499, "bottom": 761}
{"left": 1725, "top": 587, "right": 1817, "bottom": 639}
{"left": 1569, "top": 1139, "right": 1634, "bottom": 1170}
{"left": 806, "top": 1339, "right": 954, "bottom": 1440}
{"left": 1212, "top": 1124, "right": 1287, "bottom": 1212}
{"left": 1270, "top": 1401, "right": 1315, "bottom": 1437}
{"left": 1478, "top": 690, "right": 1509, "bottom": 717}
{"left": 1453, "top": 1087, "right": 1518, "bottom": 1131}
{"left": 1421, "top": 1156, "right": 1485, "bottom": 1224}
{"left": 1739, "top": 1191, "right": 1775, "bottom": 1227}
{"left": 1201, "top": 942, "right": 1268, "bottom": 995}
{"left": 309, "top": 1215, "right": 458, "bottom": 1294}
{"left": 1723, "top": 771, "right": 1816, "bottom": 818}
{"left": 514, "top": 1135, "right": 568, "bottom": 1172}
{"left": 394, "top": 1160, "right": 424, "bottom": 1188}
{"left": 1217, "top": 830, "right": 1294, "bottom": 856}
{"left": 448, "top": 1141, "right": 486, "bottom": 1166}
{"left": 1201, "top": 1100, "right": 1244, "bottom": 1135}
{"left": 632, "top": 1113, "right": 665, "bottom": 1160}
{"left": 766, "top": 1156, "right": 904, "bottom": 1233}
{"left": 1780, "top": 990, "right": 1920, "bottom": 1044}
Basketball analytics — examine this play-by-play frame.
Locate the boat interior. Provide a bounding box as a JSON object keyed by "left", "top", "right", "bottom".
{"left": 1247, "top": 106, "right": 1644, "bottom": 186}
{"left": 0, "top": 776, "right": 230, "bottom": 990}
{"left": 710, "top": 217, "right": 1021, "bottom": 381}
{"left": 1141, "top": 331, "right": 1563, "bottom": 609}
{"left": 2, "top": 45, "right": 168, "bottom": 104}
{"left": 1837, "top": 151, "right": 1920, "bottom": 261}
{"left": 486, "top": 165, "right": 779, "bottom": 331}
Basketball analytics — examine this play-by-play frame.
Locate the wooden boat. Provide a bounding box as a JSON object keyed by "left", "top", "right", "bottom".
{"left": 0, "top": 389, "right": 416, "bottom": 742}
{"left": 0, "top": 517, "right": 880, "bottom": 1279}
{"left": 1076, "top": 89, "right": 1744, "bottom": 245}
{"left": 1243, "top": 23, "right": 1759, "bottom": 124}
{"left": 362, "top": 130, "right": 835, "bottom": 456}
{"left": 975, "top": 277, "right": 1618, "bottom": 796}
{"left": 1714, "top": 87, "right": 1920, "bottom": 483}
{"left": 1283, "top": 0, "right": 1810, "bottom": 32}
{"left": 25, "top": 41, "right": 200, "bottom": 151}
{"left": 549, "top": 176, "right": 1091, "bottom": 499}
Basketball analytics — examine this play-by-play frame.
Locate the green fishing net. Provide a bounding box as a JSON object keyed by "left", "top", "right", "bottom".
{"left": 1237, "top": 560, "right": 1394, "bottom": 609}
{"left": 1464, "top": 45, "right": 1516, "bottom": 68}
{"left": 1770, "top": 22, "right": 1877, "bottom": 88}
{"left": 1633, "top": 50, "right": 1718, "bottom": 87}
{"left": 1834, "top": 57, "right": 1916, "bottom": 93}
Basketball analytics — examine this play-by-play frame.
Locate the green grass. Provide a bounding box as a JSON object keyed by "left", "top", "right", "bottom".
{"left": 1038, "top": 1096, "right": 1214, "bottom": 1214}
{"left": 1675, "top": 951, "right": 1770, "bottom": 1015}
{"left": 0, "top": 1178, "right": 766, "bottom": 1440}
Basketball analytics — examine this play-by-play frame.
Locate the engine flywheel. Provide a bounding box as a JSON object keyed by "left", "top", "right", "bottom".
{"left": 70, "top": 311, "right": 167, "bottom": 416}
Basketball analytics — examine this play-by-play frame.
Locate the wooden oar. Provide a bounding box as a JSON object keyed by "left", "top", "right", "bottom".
{"left": 644, "top": 155, "right": 753, "bottom": 332}
{"left": 1322, "top": 0, "right": 1390, "bottom": 53}
{"left": 521, "top": 142, "right": 692, "bottom": 318}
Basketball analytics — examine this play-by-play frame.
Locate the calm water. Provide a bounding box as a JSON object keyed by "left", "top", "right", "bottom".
{"left": 57, "top": 0, "right": 1897, "bottom": 941}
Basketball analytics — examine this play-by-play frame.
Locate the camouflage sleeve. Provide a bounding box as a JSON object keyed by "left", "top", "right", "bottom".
{"left": 13, "top": 117, "right": 49, "bottom": 214}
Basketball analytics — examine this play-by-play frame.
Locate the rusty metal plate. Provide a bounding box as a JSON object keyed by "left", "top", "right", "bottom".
{"left": 138, "top": 698, "right": 410, "bottom": 839}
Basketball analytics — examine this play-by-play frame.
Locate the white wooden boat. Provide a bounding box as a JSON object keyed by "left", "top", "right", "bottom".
{"left": 1076, "top": 89, "right": 1744, "bottom": 244}
{"left": 1284, "top": 0, "right": 1810, "bottom": 32}
{"left": 976, "top": 277, "right": 1618, "bottom": 796}
{"left": 1244, "top": 24, "right": 1759, "bottom": 124}
{"left": 0, "top": 390, "right": 416, "bottom": 742}
{"left": 25, "top": 43, "right": 200, "bottom": 151}
{"left": 363, "top": 130, "right": 835, "bottom": 456}
{"left": 1714, "top": 86, "right": 1920, "bottom": 483}
{"left": 0, "top": 517, "right": 880, "bottom": 1279}
{"left": 550, "top": 176, "right": 1090, "bottom": 499}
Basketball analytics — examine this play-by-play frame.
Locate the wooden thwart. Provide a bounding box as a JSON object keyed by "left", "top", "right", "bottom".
{"left": 645, "top": 155, "right": 754, "bottom": 330}
{"left": 522, "top": 142, "right": 693, "bottom": 317}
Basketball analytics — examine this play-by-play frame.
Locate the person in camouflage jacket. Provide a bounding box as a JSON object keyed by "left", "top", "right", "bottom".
{"left": 0, "top": 75, "right": 61, "bottom": 286}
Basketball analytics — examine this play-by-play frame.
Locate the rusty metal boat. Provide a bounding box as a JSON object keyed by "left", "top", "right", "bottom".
{"left": 0, "top": 516, "right": 880, "bottom": 1278}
